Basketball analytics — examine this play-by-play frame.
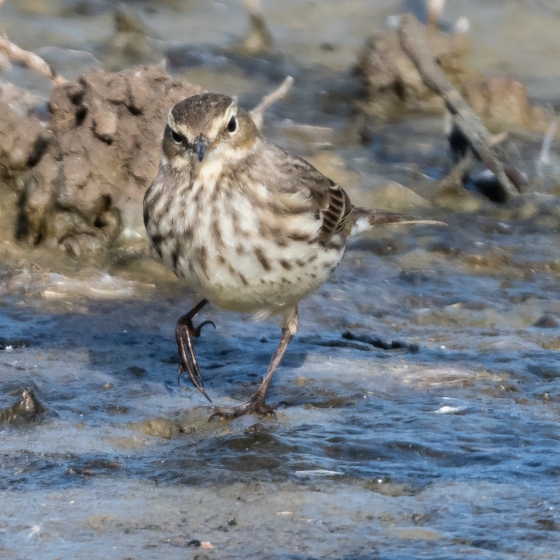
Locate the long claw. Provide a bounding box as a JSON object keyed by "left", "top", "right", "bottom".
{"left": 175, "top": 301, "right": 214, "bottom": 402}
{"left": 191, "top": 379, "right": 212, "bottom": 402}
{"left": 177, "top": 365, "right": 212, "bottom": 402}
{"left": 207, "top": 326, "right": 294, "bottom": 422}
{"left": 191, "top": 320, "right": 216, "bottom": 337}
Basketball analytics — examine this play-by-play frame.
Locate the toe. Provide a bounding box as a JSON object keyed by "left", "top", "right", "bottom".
{"left": 207, "top": 398, "right": 278, "bottom": 421}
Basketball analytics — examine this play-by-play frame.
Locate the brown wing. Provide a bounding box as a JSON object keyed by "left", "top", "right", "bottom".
{"left": 318, "top": 181, "right": 352, "bottom": 244}
{"left": 263, "top": 143, "right": 352, "bottom": 246}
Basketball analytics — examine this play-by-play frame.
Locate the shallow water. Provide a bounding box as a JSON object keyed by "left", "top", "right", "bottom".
{"left": 1, "top": 0, "right": 560, "bottom": 558}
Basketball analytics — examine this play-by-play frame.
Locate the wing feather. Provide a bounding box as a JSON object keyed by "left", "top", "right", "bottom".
{"left": 256, "top": 142, "right": 352, "bottom": 245}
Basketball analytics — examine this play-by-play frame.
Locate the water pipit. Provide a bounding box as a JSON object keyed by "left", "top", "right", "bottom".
{"left": 144, "top": 93, "right": 438, "bottom": 419}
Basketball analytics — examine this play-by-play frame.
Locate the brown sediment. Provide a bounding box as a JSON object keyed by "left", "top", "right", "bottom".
{"left": 0, "top": 388, "right": 44, "bottom": 425}
{"left": 355, "top": 14, "right": 549, "bottom": 135}
{"left": 18, "top": 65, "right": 204, "bottom": 255}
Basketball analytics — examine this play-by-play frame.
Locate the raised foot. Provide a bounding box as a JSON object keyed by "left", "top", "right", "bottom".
{"left": 175, "top": 307, "right": 215, "bottom": 403}
{"left": 208, "top": 397, "right": 278, "bottom": 421}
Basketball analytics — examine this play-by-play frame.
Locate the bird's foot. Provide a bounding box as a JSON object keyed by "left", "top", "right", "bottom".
{"left": 176, "top": 310, "right": 215, "bottom": 402}
{"left": 208, "top": 395, "right": 278, "bottom": 421}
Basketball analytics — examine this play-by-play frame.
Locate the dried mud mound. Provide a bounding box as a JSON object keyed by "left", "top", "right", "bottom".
{"left": 19, "top": 65, "right": 204, "bottom": 255}
{"left": 0, "top": 81, "right": 47, "bottom": 182}
{"left": 356, "top": 26, "right": 548, "bottom": 132}
{"left": 355, "top": 27, "right": 472, "bottom": 117}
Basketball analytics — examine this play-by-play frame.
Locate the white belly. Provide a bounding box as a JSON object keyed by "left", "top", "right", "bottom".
{"left": 158, "top": 183, "right": 345, "bottom": 315}
{"left": 182, "top": 237, "right": 342, "bottom": 314}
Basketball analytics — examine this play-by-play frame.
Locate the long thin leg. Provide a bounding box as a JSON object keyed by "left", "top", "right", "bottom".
{"left": 176, "top": 298, "right": 215, "bottom": 402}
{"left": 209, "top": 308, "right": 298, "bottom": 421}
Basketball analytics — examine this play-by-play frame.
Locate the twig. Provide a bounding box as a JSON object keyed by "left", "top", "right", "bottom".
{"left": 0, "top": 36, "right": 66, "bottom": 85}
{"left": 536, "top": 117, "right": 559, "bottom": 177}
{"left": 250, "top": 76, "right": 294, "bottom": 130}
{"left": 243, "top": 0, "right": 262, "bottom": 14}
{"left": 488, "top": 132, "right": 507, "bottom": 148}
{"left": 398, "top": 13, "right": 525, "bottom": 200}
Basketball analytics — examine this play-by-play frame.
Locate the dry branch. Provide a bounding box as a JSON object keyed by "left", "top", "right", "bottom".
{"left": 0, "top": 36, "right": 66, "bottom": 85}
{"left": 250, "top": 76, "right": 294, "bottom": 130}
{"left": 398, "top": 13, "right": 526, "bottom": 200}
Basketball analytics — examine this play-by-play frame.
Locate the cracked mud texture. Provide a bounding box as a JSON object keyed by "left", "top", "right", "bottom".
{"left": 19, "top": 64, "right": 204, "bottom": 255}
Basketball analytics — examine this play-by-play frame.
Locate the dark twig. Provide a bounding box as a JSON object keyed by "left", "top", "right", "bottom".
{"left": 398, "top": 13, "right": 527, "bottom": 200}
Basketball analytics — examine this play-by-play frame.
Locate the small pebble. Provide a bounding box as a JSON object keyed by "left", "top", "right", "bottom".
{"left": 533, "top": 314, "right": 559, "bottom": 328}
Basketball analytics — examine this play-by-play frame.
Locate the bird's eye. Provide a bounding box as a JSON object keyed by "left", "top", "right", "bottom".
{"left": 227, "top": 116, "right": 237, "bottom": 133}
{"left": 171, "top": 129, "right": 183, "bottom": 144}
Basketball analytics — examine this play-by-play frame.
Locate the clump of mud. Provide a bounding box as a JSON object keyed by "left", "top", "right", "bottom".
{"left": 18, "top": 65, "right": 204, "bottom": 255}
{"left": 460, "top": 75, "right": 548, "bottom": 133}
{"left": 0, "top": 388, "right": 44, "bottom": 425}
{"left": 356, "top": 26, "right": 470, "bottom": 116}
{"left": 0, "top": 81, "right": 48, "bottom": 184}
{"left": 356, "top": 23, "right": 548, "bottom": 132}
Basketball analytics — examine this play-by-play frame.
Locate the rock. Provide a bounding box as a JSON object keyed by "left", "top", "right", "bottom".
{"left": 239, "top": 13, "right": 273, "bottom": 56}
{"left": 102, "top": 5, "right": 164, "bottom": 70}
{"left": 114, "top": 4, "right": 155, "bottom": 36}
{"left": 462, "top": 76, "right": 542, "bottom": 133}
{"left": 486, "top": 78, "right": 529, "bottom": 131}
{"left": 533, "top": 314, "right": 559, "bottom": 329}
{"left": 366, "top": 181, "right": 431, "bottom": 212}
{"left": 0, "top": 389, "right": 44, "bottom": 425}
{"left": 19, "top": 65, "right": 204, "bottom": 253}
{"left": 305, "top": 152, "right": 361, "bottom": 190}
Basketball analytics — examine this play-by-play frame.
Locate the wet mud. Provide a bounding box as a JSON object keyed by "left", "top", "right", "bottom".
{"left": 2, "top": 203, "right": 560, "bottom": 558}
{"left": 1, "top": 0, "right": 560, "bottom": 559}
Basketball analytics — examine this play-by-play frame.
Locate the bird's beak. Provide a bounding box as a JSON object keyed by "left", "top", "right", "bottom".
{"left": 195, "top": 135, "right": 209, "bottom": 162}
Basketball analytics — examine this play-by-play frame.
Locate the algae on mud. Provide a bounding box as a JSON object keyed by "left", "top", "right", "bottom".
{"left": 0, "top": 388, "right": 43, "bottom": 425}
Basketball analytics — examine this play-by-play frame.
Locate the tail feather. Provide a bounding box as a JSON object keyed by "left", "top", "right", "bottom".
{"left": 347, "top": 207, "right": 446, "bottom": 238}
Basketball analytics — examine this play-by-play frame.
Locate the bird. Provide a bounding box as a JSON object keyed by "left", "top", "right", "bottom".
{"left": 143, "top": 92, "right": 439, "bottom": 420}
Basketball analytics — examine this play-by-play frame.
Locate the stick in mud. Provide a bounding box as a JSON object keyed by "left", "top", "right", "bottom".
{"left": 397, "top": 13, "right": 527, "bottom": 200}
{"left": 0, "top": 36, "right": 67, "bottom": 85}
{"left": 250, "top": 76, "right": 294, "bottom": 130}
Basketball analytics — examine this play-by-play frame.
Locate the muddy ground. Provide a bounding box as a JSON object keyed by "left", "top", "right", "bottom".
{"left": 1, "top": 1, "right": 560, "bottom": 559}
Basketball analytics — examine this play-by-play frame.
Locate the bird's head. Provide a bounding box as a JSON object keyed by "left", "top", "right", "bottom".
{"left": 163, "top": 93, "right": 259, "bottom": 169}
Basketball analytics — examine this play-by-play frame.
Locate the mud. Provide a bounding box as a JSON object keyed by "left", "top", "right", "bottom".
{"left": 356, "top": 24, "right": 549, "bottom": 132}
{"left": 0, "top": 80, "right": 47, "bottom": 185}
{"left": 0, "top": 388, "right": 43, "bottom": 425}
{"left": 2, "top": 197, "right": 560, "bottom": 557}
{"left": 0, "top": 0, "right": 560, "bottom": 559}
{"left": 18, "top": 65, "right": 203, "bottom": 255}
{"left": 355, "top": 25, "right": 472, "bottom": 117}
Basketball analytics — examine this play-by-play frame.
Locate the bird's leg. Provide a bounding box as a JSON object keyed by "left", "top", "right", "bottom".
{"left": 176, "top": 298, "right": 215, "bottom": 402}
{"left": 209, "top": 309, "right": 298, "bottom": 421}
